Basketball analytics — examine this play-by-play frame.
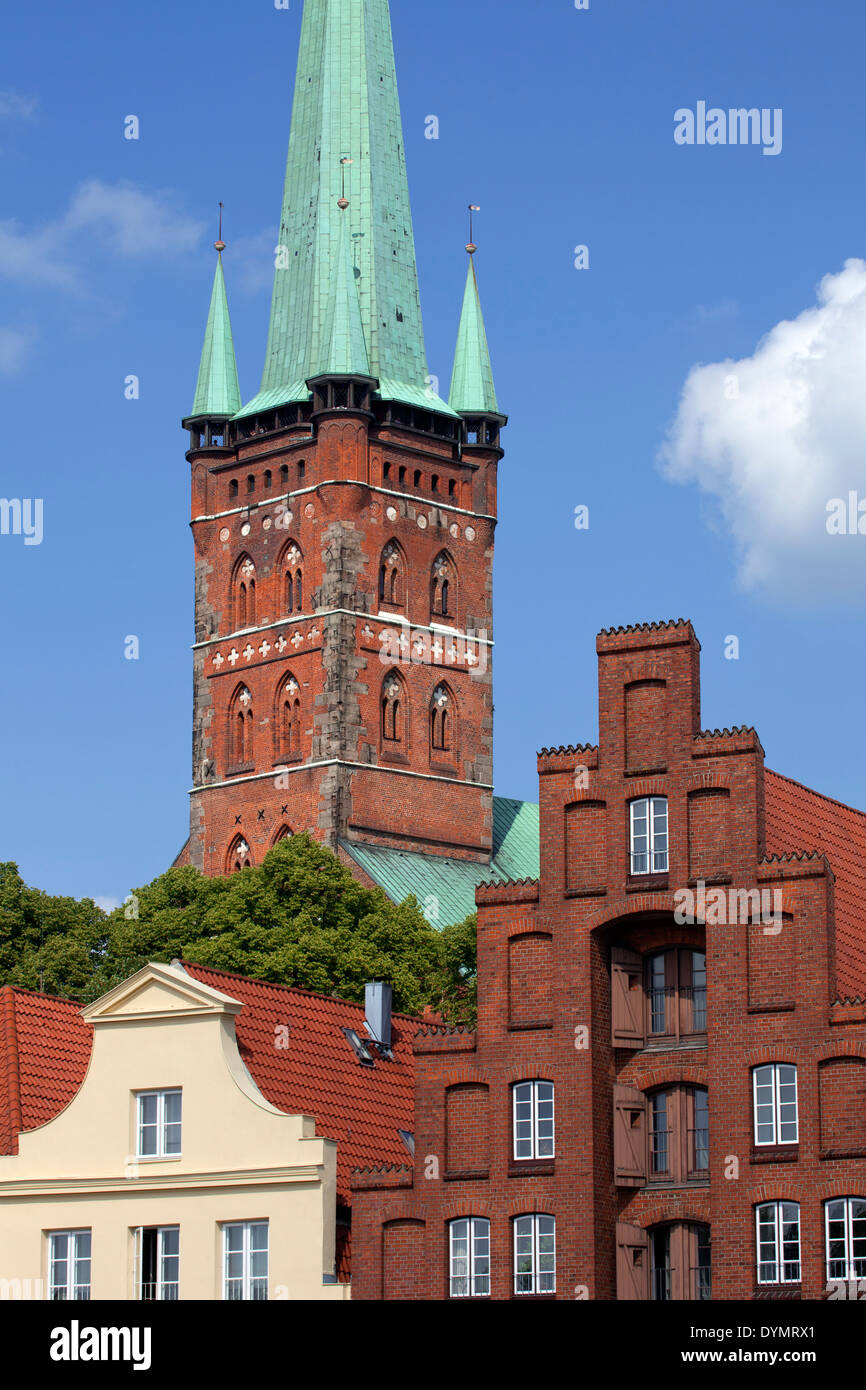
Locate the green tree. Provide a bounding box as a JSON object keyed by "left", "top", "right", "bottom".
{"left": 0, "top": 838, "right": 478, "bottom": 1024}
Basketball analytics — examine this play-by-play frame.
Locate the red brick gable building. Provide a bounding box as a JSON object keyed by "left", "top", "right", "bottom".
{"left": 351, "top": 620, "right": 866, "bottom": 1300}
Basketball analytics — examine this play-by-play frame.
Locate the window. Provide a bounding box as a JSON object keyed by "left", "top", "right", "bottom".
{"left": 650, "top": 1223, "right": 711, "bottom": 1301}
{"left": 223, "top": 1221, "right": 268, "bottom": 1300}
{"left": 135, "top": 1226, "right": 179, "bottom": 1301}
{"left": 752, "top": 1064, "right": 798, "bottom": 1146}
{"left": 646, "top": 948, "right": 706, "bottom": 1039}
{"left": 48, "top": 1231, "right": 91, "bottom": 1300}
{"left": 379, "top": 541, "right": 405, "bottom": 607}
{"left": 230, "top": 686, "right": 254, "bottom": 767}
{"left": 227, "top": 835, "right": 251, "bottom": 874}
{"left": 246, "top": 474, "right": 255, "bottom": 495}
{"left": 513, "top": 1214, "right": 555, "bottom": 1295}
{"left": 398, "top": 465, "right": 407, "bottom": 486}
{"left": 280, "top": 464, "right": 289, "bottom": 487}
{"left": 229, "top": 479, "right": 238, "bottom": 500}
{"left": 448, "top": 478, "right": 456, "bottom": 498}
{"left": 383, "top": 461, "right": 391, "bottom": 480}
{"left": 263, "top": 469, "right": 272, "bottom": 490}
{"left": 647, "top": 1085, "right": 709, "bottom": 1182}
{"left": 381, "top": 673, "right": 404, "bottom": 745}
{"left": 431, "top": 473, "right": 439, "bottom": 493}
{"left": 430, "top": 684, "right": 452, "bottom": 754}
{"left": 278, "top": 675, "right": 301, "bottom": 758}
{"left": 449, "top": 1218, "right": 490, "bottom": 1298}
{"left": 413, "top": 469, "right": 422, "bottom": 488}
{"left": 825, "top": 1198, "right": 866, "bottom": 1283}
{"left": 136, "top": 1088, "right": 182, "bottom": 1158}
{"left": 513, "top": 1081, "right": 555, "bottom": 1160}
{"left": 297, "top": 459, "right": 305, "bottom": 481}
{"left": 232, "top": 555, "right": 256, "bottom": 630}
{"left": 281, "top": 542, "right": 303, "bottom": 615}
{"left": 756, "top": 1202, "right": 800, "bottom": 1285}
{"left": 630, "top": 796, "right": 668, "bottom": 874}
{"left": 431, "top": 553, "right": 454, "bottom": 618}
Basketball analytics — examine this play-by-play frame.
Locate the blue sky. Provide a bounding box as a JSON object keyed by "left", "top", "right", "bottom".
{"left": 2, "top": 0, "right": 865, "bottom": 905}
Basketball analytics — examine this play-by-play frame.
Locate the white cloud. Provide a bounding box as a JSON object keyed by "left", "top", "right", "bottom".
{"left": 0, "top": 324, "right": 37, "bottom": 374}
{"left": 64, "top": 179, "right": 204, "bottom": 258}
{"left": 0, "top": 91, "right": 38, "bottom": 120}
{"left": 92, "top": 895, "right": 122, "bottom": 913}
{"left": 0, "top": 181, "right": 205, "bottom": 291}
{"left": 659, "top": 259, "right": 866, "bottom": 603}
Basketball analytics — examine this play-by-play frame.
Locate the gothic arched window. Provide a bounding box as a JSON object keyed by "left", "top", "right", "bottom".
{"left": 277, "top": 673, "right": 302, "bottom": 759}
{"left": 381, "top": 672, "right": 405, "bottom": 745}
{"left": 281, "top": 541, "right": 303, "bottom": 615}
{"left": 232, "top": 555, "right": 256, "bottom": 630}
{"left": 226, "top": 835, "right": 252, "bottom": 874}
{"left": 379, "top": 541, "right": 405, "bottom": 608}
{"left": 431, "top": 552, "right": 455, "bottom": 620}
{"left": 430, "top": 683, "right": 453, "bottom": 754}
{"left": 229, "top": 685, "right": 254, "bottom": 768}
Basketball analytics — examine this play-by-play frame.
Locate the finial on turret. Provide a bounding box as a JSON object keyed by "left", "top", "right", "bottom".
{"left": 338, "top": 157, "right": 353, "bottom": 210}
{"left": 214, "top": 201, "right": 226, "bottom": 254}
{"left": 466, "top": 203, "right": 480, "bottom": 254}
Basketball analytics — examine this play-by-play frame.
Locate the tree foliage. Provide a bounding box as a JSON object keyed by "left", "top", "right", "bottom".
{"left": 0, "top": 837, "right": 477, "bottom": 1023}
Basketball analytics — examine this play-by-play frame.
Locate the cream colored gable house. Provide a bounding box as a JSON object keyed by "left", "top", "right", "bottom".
{"left": 0, "top": 962, "right": 349, "bottom": 1300}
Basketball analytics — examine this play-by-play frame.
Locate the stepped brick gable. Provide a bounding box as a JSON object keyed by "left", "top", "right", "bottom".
{"left": 351, "top": 620, "right": 866, "bottom": 1301}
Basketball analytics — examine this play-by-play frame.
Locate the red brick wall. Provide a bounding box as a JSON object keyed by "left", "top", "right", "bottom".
{"left": 186, "top": 404, "right": 498, "bottom": 875}
{"left": 351, "top": 620, "right": 866, "bottom": 1301}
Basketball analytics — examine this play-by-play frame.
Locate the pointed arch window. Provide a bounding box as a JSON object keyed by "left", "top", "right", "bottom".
{"left": 379, "top": 541, "right": 405, "bottom": 608}
{"left": 381, "top": 673, "right": 404, "bottom": 745}
{"left": 282, "top": 542, "right": 303, "bottom": 615}
{"left": 232, "top": 556, "right": 256, "bottom": 630}
{"left": 229, "top": 686, "right": 254, "bottom": 769}
{"left": 431, "top": 553, "right": 454, "bottom": 620}
{"left": 272, "top": 825, "right": 293, "bottom": 846}
{"left": 430, "top": 683, "right": 453, "bottom": 754}
{"left": 227, "top": 836, "right": 252, "bottom": 874}
{"left": 278, "top": 674, "right": 302, "bottom": 759}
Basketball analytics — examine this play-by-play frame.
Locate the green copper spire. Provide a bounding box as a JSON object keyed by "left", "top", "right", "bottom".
{"left": 318, "top": 200, "right": 371, "bottom": 378}
{"left": 237, "top": 0, "right": 456, "bottom": 419}
{"left": 191, "top": 248, "right": 241, "bottom": 418}
{"left": 449, "top": 255, "right": 499, "bottom": 415}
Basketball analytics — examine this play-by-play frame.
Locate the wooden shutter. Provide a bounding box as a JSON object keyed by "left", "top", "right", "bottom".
{"left": 611, "top": 946, "right": 644, "bottom": 1048}
{"left": 613, "top": 1083, "right": 647, "bottom": 1185}
{"left": 616, "top": 1223, "right": 649, "bottom": 1301}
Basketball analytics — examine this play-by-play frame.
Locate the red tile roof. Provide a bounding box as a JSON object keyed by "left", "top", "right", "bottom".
{"left": 181, "top": 963, "right": 416, "bottom": 1205}
{"left": 0, "top": 969, "right": 416, "bottom": 1206}
{"left": 765, "top": 769, "right": 866, "bottom": 999}
{"left": 0, "top": 987, "right": 92, "bottom": 1155}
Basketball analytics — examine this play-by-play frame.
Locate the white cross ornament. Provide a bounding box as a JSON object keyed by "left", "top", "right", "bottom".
{"left": 213, "top": 652, "right": 224, "bottom": 668}
{"left": 239, "top": 688, "right": 252, "bottom": 706}
{"left": 259, "top": 640, "right": 271, "bottom": 658}
{"left": 243, "top": 644, "right": 255, "bottom": 661}
{"left": 227, "top": 649, "right": 240, "bottom": 666}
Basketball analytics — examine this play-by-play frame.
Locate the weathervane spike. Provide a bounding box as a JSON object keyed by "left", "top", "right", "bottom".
{"left": 338, "top": 156, "right": 353, "bottom": 210}
{"left": 466, "top": 203, "right": 481, "bottom": 255}
{"left": 214, "top": 201, "right": 226, "bottom": 255}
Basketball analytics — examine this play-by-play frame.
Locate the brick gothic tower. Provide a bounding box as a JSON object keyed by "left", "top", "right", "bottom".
{"left": 182, "top": 0, "right": 506, "bottom": 877}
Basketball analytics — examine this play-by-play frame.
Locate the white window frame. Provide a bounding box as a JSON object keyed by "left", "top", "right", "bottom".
{"left": 448, "top": 1217, "right": 490, "bottom": 1298}
{"left": 825, "top": 1197, "right": 866, "bottom": 1284}
{"left": 756, "top": 1202, "right": 800, "bottom": 1285}
{"left": 513, "top": 1214, "right": 556, "bottom": 1295}
{"left": 222, "top": 1220, "right": 269, "bottom": 1301}
{"left": 752, "top": 1064, "right": 798, "bottom": 1146}
{"left": 48, "top": 1229, "right": 91, "bottom": 1301}
{"left": 629, "top": 797, "right": 668, "bottom": 875}
{"left": 512, "top": 1080, "right": 555, "bottom": 1161}
{"left": 133, "top": 1225, "right": 179, "bottom": 1301}
{"left": 135, "top": 1088, "right": 182, "bottom": 1158}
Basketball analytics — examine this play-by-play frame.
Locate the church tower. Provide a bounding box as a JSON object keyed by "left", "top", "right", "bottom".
{"left": 183, "top": 0, "right": 505, "bottom": 877}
